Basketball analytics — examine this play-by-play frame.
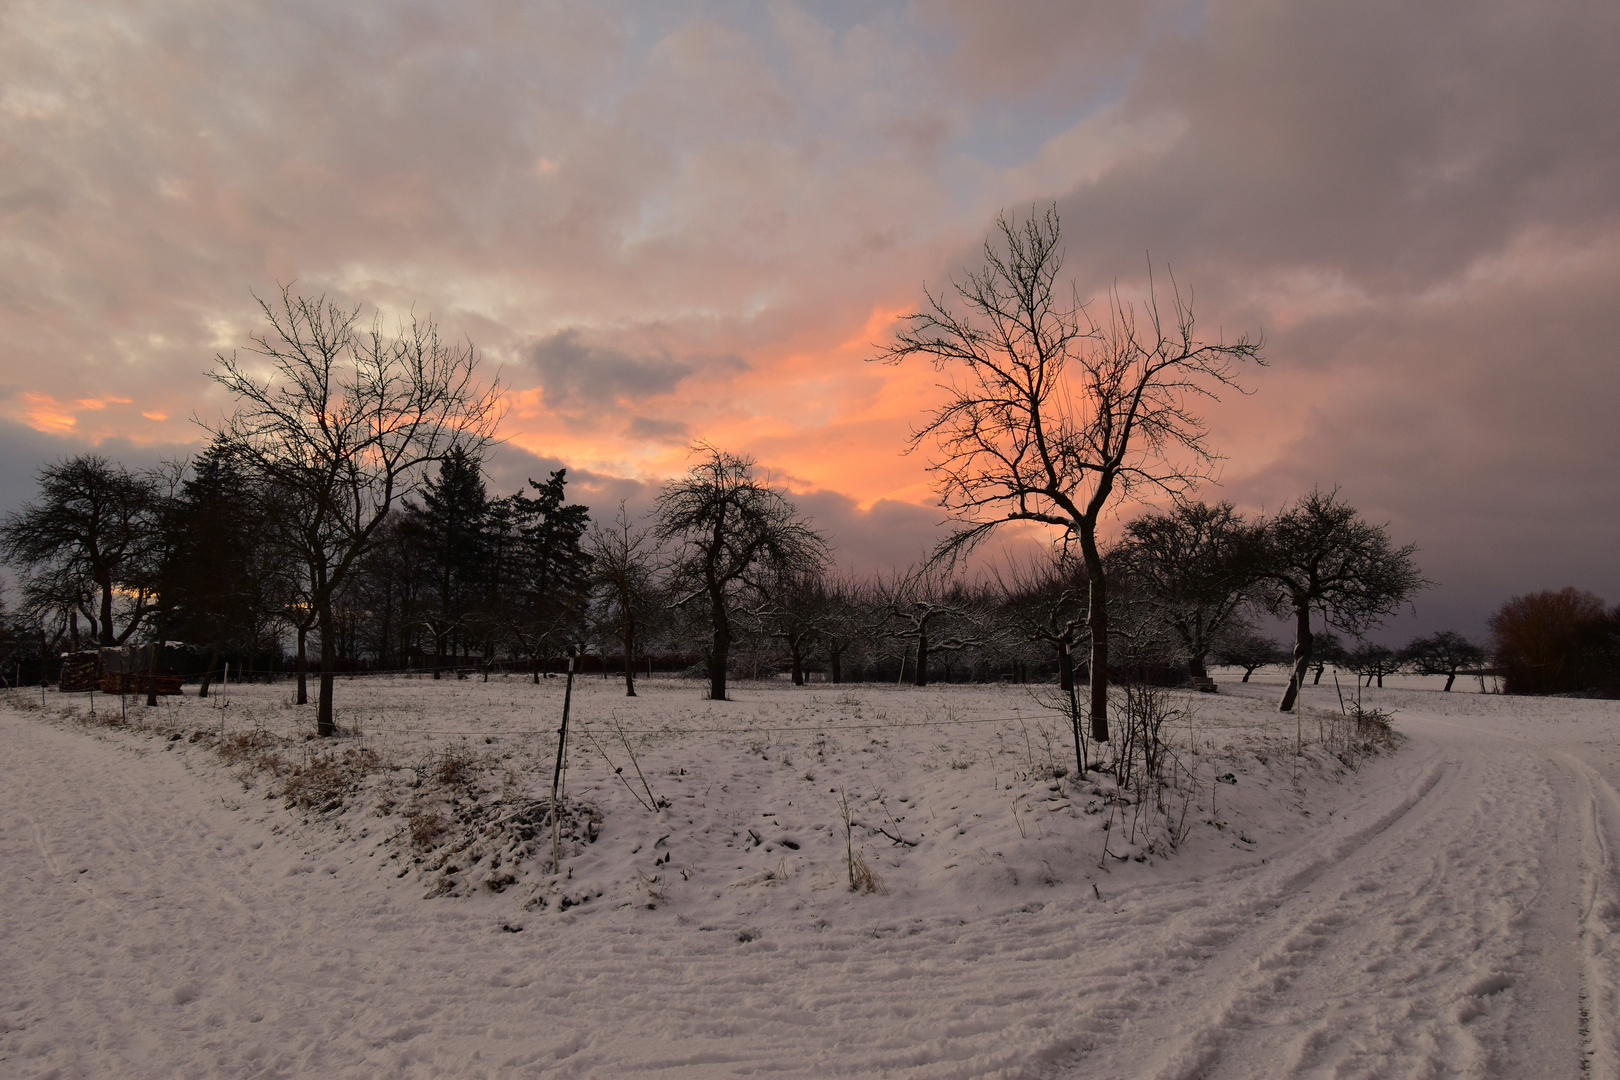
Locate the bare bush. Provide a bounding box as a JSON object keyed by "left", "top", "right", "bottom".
{"left": 279, "top": 745, "right": 382, "bottom": 811}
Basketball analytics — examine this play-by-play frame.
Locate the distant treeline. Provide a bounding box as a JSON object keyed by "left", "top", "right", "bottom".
{"left": 2, "top": 449, "right": 1609, "bottom": 698}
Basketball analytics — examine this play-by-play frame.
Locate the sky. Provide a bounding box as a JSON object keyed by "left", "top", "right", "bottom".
{"left": 3, "top": 0, "right": 1618, "bottom": 642}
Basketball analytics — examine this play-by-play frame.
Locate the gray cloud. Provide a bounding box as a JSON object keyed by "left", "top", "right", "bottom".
{"left": 624, "top": 415, "right": 691, "bottom": 443}
{"left": 527, "top": 330, "right": 695, "bottom": 410}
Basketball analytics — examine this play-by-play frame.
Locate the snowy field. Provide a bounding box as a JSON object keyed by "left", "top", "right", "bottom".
{"left": 2, "top": 669, "right": 1618, "bottom": 1078}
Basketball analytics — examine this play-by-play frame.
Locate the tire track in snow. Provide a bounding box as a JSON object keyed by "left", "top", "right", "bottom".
{"left": 1066, "top": 717, "right": 1598, "bottom": 1080}
{"left": 1558, "top": 753, "right": 1620, "bottom": 1076}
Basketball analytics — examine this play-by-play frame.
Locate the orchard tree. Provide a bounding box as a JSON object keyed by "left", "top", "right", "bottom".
{"left": 1343, "top": 641, "right": 1400, "bottom": 688}
{"left": 749, "top": 565, "right": 832, "bottom": 687}
{"left": 875, "top": 567, "right": 989, "bottom": 688}
{"left": 1, "top": 455, "right": 165, "bottom": 647}
{"left": 1212, "top": 627, "right": 1288, "bottom": 682}
{"left": 816, "top": 573, "right": 871, "bottom": 685}
{"left": 1309, "top": 631, "right": 1347, "bottom": 685}
{"left": 1256, "top": 488, "right": 1427, "bottom": 712}
{"left": 1113, "top": 501, "right": 1262, "bottom": 679}
{"left": 208, "top": 286, "right": 500, "bottom": 736}
{"left": 876, "top": 206, "right": 1261, "bottom": 742}
{"left": 1401, "top": 630, "right": 1485, "bottom": 691}
{"left": 656, "top": 445, "right": 825, "bottom": 701}
{"left": 589, "top": 501, "right": 658, "bottom": 696}
{"left": 996, "top": 548, "right": 1087, "bottom": 692}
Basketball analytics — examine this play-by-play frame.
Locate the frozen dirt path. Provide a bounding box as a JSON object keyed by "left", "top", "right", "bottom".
{"left": 4, "top": 696, "right": 1619, "bottom": 1079}
{"left": 1068, "top": 703, "right": 1620, "bottom": 1080}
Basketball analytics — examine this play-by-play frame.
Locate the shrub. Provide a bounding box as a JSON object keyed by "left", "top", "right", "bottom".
{"left": 1489, "top": 588, "right": 1619, "bottom": 695}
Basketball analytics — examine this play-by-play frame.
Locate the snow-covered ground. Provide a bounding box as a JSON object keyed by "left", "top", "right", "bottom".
{"left": 2, "top": 670, "right": 1617, "bottom": 1078}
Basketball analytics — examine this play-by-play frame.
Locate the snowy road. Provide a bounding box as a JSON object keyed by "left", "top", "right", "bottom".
{"left": 3, "top": 689, "right": 1618, "bottom": 1078}
{"left": 1076, "top": 703, "right": 1620, "bottom": 1079}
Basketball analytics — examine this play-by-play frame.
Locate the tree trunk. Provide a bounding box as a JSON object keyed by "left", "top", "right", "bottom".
{"left": 1312, "top": 662, "right": 1325, "bottom": 685}
{"left": 1278, "top": 602, "right": 1313, "bottom": 712}
{"left": 914, "top": 627, "right": 929, "bottom": 687}
{"left": 145, "top": 641, "right": 159, "bottom": 707}
{"left": 1443, "top": 672, "right": 1455, "bottom": 692}
{"left": 1242, "top": 667, "right": 1254, "bottom": 683}
{"left": 708, "top": 615, "right": 730, "bottom": 701}
{"left": 296, "top": 626, "right": 309, "bottom": 705}
{"left": 829, "top": 641, "right": 842, "bottom": 684}
{"left": 1082, "top": 536, "right": 1110, "bottom": 743}
{"left": 316, "top": 600, "right": 336, "bottom": 737}
{"left": 1188, "top": 650, "right": 1208, "bottom": 680}
{"left": 97, "top": 570, "right": 116, "bottom": 647}
{"left": 622, "top": 612, "right": 637, "bottom": 697}
{"left": 199, "top": 644, "right": 221, "bottom": 699}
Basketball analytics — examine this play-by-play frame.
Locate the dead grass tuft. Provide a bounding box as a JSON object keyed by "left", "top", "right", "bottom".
{"left": 421, "top": 745, "right": 484, "bottom": 788}
{"left": 407, "top": 809, "right": 446, "bottom": 848}
{"left": 278, "top": 745, "right": 383, "bottom": 811}
{"left": 850, "top": 850, "right": 888, "bottom": 895}
{"left": 218, "top": 729, "right": 279, "bottom": 765}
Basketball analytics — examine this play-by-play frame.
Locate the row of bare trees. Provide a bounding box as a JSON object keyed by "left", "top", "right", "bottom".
{"left": 0, "top": 207, "right": 1425, "bottom": 737}
{"left": 874, "top": 204, "right": 1437, "bottom": 754}
{"left": 0, "top": 287, "right": 502, "bottom": 735}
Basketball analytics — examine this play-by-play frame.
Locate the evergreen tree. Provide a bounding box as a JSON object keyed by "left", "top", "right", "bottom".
{"left": 157, "top": 438, "right": 272, "bottom": 696}
{"left": 406, "top": 447, "right": 491, "bottom": 677}
{"left": 503, "top": 469, "right": 593, "bottom": 679}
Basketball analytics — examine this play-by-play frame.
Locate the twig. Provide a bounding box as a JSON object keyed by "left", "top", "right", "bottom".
{"left": 615, "top": 719, "right": 663, "bottom": 810}
{"left": 871, "top": 823, "right": 919, "bottom": 847}
{"left": 582, "top": 729, "right": 657, "bottom": 811}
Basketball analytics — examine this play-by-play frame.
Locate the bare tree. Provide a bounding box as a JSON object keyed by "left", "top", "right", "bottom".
{"left": 1256, "top": 488, "right": 1427, "bottom": 712}
{"left": 1112, "top": 501, "right": 1262, "bottom": 681}
{"left": 589, "top": 502, "right": 660, "bottom": 696}
{"left": 874, "top": 567, "right": 990, "bottom": 687}
{"left": 877, "top": 206, "right": 1261, "bottom": 741}
{"left": 995, "top": 548, "right": 1088, "bottom": 691}
{"left": 748, "top": 565, "right": 832, "bottom": 686}
{"left": 1400, "top": 630, "right": 1485, "bottom": 691}
{"left": 207, "top": 286, "right": 500, "bottom": 736}
{"left": 1, "top": 455, "right": 166, "bottom": 648}
{"left": 1343, "top": 641, "right": 1400, "bottom": 688}
{"left": 1212, "top": 626, "right": 1288, "bottom": 682}
{"left": 655, "top": 445, "right": 826, "bottom": 701}
{"left": 817, "top": 572, "right": 871, "bottom": 685}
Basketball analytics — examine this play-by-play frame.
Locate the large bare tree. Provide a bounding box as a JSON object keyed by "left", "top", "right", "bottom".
{"left": 207, "top": 286, "right": 500, "bottom": 736}
{"left": 876, "top": 207, "right": 1261, "bottom": 741}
